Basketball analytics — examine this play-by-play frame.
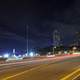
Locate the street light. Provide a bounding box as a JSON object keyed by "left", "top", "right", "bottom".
{"left": 29, "top": 52, "right": 34, "bottom": 57}
{"left": 3, "top": 53, "right": 9, "bottom": 58}
{"left": 25, "top": 25, "right": 29, "bottom": 56}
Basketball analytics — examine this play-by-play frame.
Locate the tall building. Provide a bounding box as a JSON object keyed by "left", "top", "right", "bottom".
{"left": 53, "top": 30, "right": 61, "bottom": 47}
{"left": 72, "top": 32, "right": 80, "bottom": 46}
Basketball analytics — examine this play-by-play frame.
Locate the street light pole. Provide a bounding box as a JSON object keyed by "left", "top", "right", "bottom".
{"left": 25, "top": 25, "right": 29, "bottom": 55}
{"left": 53, "top": 31, "right": 54, "bottom": 54}
{"left": 27, "top": 25, "right": 29, "bottom": 55}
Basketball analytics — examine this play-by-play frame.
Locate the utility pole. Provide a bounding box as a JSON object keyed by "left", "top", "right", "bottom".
{"left": 25, "top": 25, "right": 29, "bottom": 55}
{"left": 27, "top": 25, "right": 29, "bottom": 55}
{"left": 53, "top": 31, "right": 54, "bottom": 54}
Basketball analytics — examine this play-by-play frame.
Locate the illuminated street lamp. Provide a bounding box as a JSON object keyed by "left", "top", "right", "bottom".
{"left": 29, "top": 52, "right": 34, "bottom": 57}
{"left": 3, "top": 53, "right": 9, "bottom": 58}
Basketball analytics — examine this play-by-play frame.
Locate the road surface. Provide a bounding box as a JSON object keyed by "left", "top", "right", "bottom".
{"left": 0, "top": 55, "right": 80, "bottom": 80}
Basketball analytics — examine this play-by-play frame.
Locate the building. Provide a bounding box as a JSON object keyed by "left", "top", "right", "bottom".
{"left": 53, "top": 30, "right": 61, "bottom": 47}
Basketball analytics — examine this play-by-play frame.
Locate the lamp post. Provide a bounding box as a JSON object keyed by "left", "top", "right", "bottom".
{"left": 25, "top": 25, "right": 29, "bottom": 56}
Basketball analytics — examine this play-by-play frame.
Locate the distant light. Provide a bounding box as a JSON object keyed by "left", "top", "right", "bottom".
{"left": 54, "top": 46, "right": 56, "bottom": 48}
{"left": 13, "top": 54, "right": 17, "bottom": 58}
{"left": 13, "top": 49, "right": 16, "bottom": 53}
{"left": 0, "top": 55, "right": 2, "bottom": 58}
{"left": 64, "top": 51, "right": 68, "bottom": 54}
{"left": 29, "top": 52, "right": 34, "bottom": 57}
{"left": 25, "top": 53, "right": 28, "bottom": 57}
{"left": 47, "top": 52, "right": 51, "bottom": 55}
{"left": 18, "top": 55, "right": 22, "bottom": 57}
{"left": 46, "top": 55, "right": 55, "bottom": 57}
{"left": 35, "top": 53, "right": 39, "bottom": 56}
{"left": 3, "top": 53, "right": 9, "bottom": 58}
{"left": 73, "top": 47, "right": 77, "bottom": 50}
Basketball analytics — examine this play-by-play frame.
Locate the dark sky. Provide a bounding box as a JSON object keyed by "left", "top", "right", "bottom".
{"left": 0, "top": 0, "right": 80, "bottom": 52}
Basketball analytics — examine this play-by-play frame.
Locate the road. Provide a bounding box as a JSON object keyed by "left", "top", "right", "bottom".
{"left": 0, "top": 55, "right": 80, "bottom": 80}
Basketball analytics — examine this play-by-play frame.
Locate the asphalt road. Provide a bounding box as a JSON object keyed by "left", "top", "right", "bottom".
{"left": 0, "top": 55, "right": 80, "bottom": 80}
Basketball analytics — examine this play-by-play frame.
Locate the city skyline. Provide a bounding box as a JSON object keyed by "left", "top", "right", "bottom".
{"left": 0, "top": 0, "right": 80, "bottom": 51}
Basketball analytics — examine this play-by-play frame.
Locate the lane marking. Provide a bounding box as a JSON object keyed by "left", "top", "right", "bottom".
{"left": 0, "top": 57, "right": 69, "bottom": 79}
{"left": 2, "top": 56, "right": 80, "bottom": 80}
{"left": 60, "top": 68, "right": 80, "bottom": 80}
{"left": 3, "top": 63, "right": 80, "bottom": 80}
{"left": 0, "top": 56, "right": 72, "bottom": 72}
{"left": 2, "top": 63, "right": 48, "bottom": 80}
{"left": 0, "top": 59, "right": 50, "bottom": 72}
{"left": 0, "top": 58, "right": 56, "bottom": 74}
{"left": 72, "top": 73, "right": 80, "bottom": 80}
{"left": 0, "top": 64, "right": 33, "bottom": 73}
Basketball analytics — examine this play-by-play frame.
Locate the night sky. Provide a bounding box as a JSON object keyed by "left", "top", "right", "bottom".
{"left": 0, "top": 0, "right": 80, "bottom": 52}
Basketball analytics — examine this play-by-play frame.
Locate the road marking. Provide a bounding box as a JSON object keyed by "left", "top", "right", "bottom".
{"left": 0, "top": 58, "right": 54, "bottom": 74}
{"left": 1, "top": 57, "right": 69, "bottom": 80}
{"left": 2, "top": 56, "right": 80, "bottom": 80}
{"left": 60, "top": 68, "right": 80, "bottom": 80}
{"left": 2, "top": 67, "right": 40, "bottom": 80}
{"left": 2, "top": 63, "right": 48, "bottom": 80}
{"left": 72, "top": 73, "right": 80, "bottom": 80}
